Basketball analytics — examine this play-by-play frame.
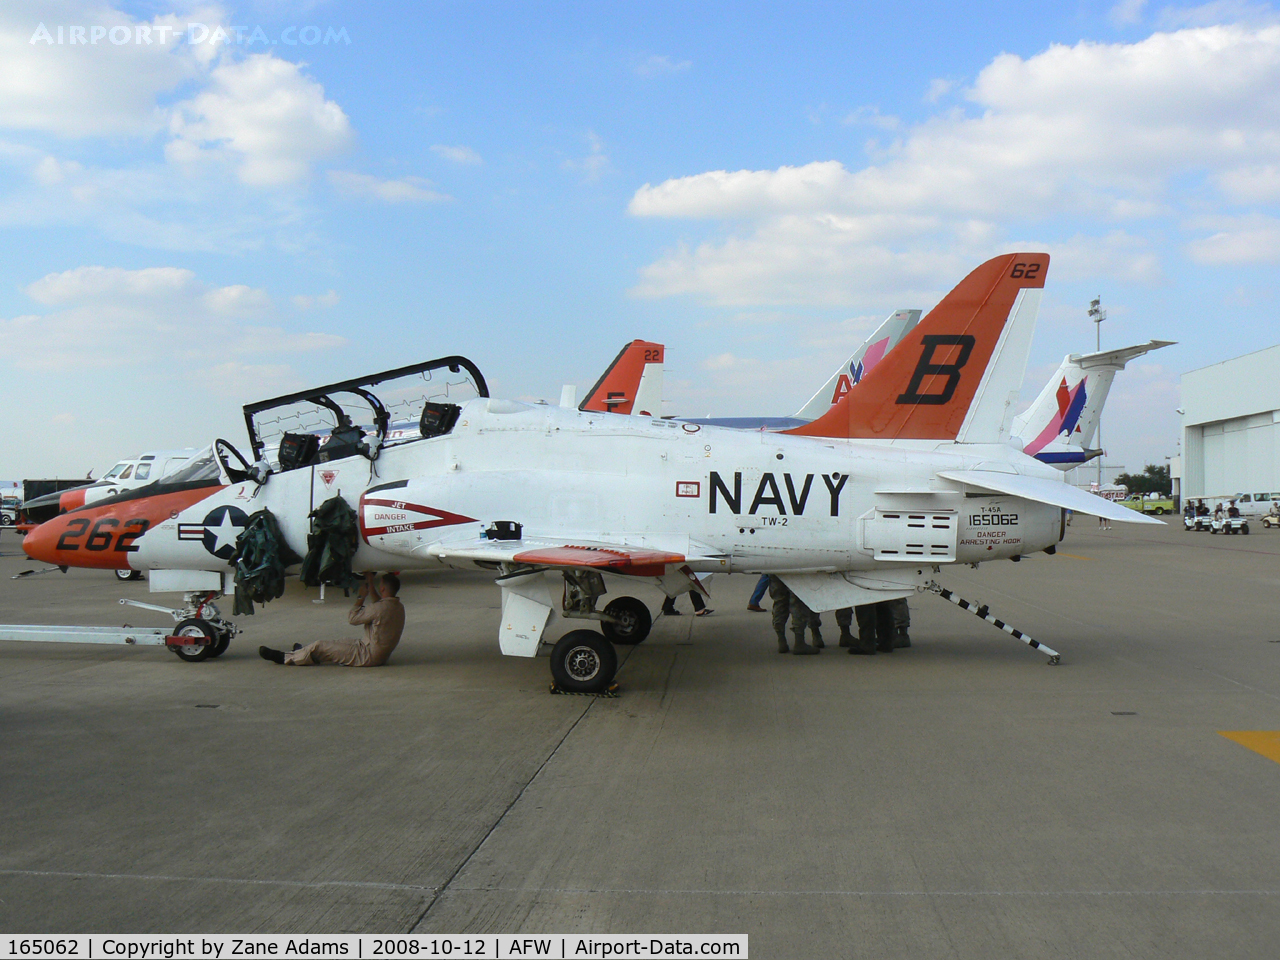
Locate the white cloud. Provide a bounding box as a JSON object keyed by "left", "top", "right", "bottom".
{"left": 1110, "top": 0, "right": 1148, "bottom": 27}
{"left": 27, "top": 265, "right": 196, "bottom": 304}
{"left": 842, "top": 106, "right": 900, "bottom": 130}
{"left": 632, "top": 215, "right": 969, "bottom": 307}
{"left": 292, "top": 290, "right": 340, "bottom": 310}
{"left": 635, "top": 54, "right": 691, "bottom": 77}
{"left": 0, "top": 147, "right": 318, "bottom": 253}
{"left": 1157, "top": 1, "right": 1279, "bottom": 29}
{"left": 0, "top": 5, "right": 213, "bottom": 137}
{"left": 1185, "top": 214, "right": 1280, "bottom": 262}
{"left": 629, "top": 23, "right": 1280, "bottom": 305}
{"left": 638, "top": 26, "right": 1280, "bottom": 223}
{"left": 202, "top": 283, "right": 273, "bottom": 315}
{"left": 328, "top": 170, "right": 450, "bottom": 202}
{"left": 1216, "top": 163, "right": 1280, "bottom": 202}
{"left": 1, "top": 265, "right": 346, "bottom": 370}
{"left": 631, "top": 161, "right": 857, "bottom": 220}
{"left": 430, "top": 144, "right": 483, "bottom": 165}
{"left": 168, "top": 54, "right": 351, "bottom": 186}
{"left": 1042, "top": 232, "right": 1166, "bottom": 284}
{"left": 207, "top": 362, "right": 307, "bottom": 398}
{"left": 0, "top": 5, "right": 359, "bottom": 250}
{"left": 924, "top": 78, "right": 952, "bottom": 103}
{"left": 562, "top": 131, "right": 610, "bottom": 181}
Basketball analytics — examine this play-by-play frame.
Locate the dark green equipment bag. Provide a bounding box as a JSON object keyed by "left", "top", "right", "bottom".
{"left": 230, "top": 508, "right": 302, "bottom": 616}
{"left": 300, "top": 495, "right": 360, "bottom": 591}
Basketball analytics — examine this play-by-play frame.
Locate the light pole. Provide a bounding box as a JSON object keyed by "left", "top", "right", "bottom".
{"left": 1088, "top": 297, "right": 1107, "bottom": 488}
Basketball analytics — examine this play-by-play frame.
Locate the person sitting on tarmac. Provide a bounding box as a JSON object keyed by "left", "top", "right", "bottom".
{"left": 260, "top": 572, "right": 405, "bottom": 667}
{"left": 1228, "top": 501, "right": 1241, "bottom": 518}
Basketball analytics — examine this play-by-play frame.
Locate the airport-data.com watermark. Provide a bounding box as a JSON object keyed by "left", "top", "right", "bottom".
{"left": 29, "top": 22, "right": 351, "bottom": 47}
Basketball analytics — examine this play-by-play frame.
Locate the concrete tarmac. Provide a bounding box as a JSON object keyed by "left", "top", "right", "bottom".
{"left": 1, "top": 519, "right": 1278, "bottom": 957}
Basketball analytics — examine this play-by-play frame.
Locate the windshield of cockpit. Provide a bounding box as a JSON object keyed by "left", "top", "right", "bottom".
{"left": 159, "top": 446, "right": 221, "bottom": 484}
{"left": 102, "top": 462, "right": 131, "bottom": 479}
{"left": 247, "top": 362, "right": 484, "bottom": 469}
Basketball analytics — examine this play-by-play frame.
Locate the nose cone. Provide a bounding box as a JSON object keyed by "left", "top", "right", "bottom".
{"left": 22, "top": 517, "right": 63, "bottom": 565}
{"left": 21, "top": 483, "right": 226, "bottom": 570}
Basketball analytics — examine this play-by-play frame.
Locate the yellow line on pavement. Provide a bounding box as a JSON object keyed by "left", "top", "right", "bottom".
{"left": 1220, "top": 731, "right": 1280, "bottom": 765}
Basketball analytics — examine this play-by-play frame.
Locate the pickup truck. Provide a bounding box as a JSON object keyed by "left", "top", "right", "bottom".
{"left": 1120, "top": 493, "right": 1175, "bottom": 515}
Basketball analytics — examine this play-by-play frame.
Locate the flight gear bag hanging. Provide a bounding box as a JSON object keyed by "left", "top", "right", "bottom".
{"left": 301, "top": 495, "right": 361, "bottom": 590}
{"left": 230, "top": 508, "right": 302, "bottom": 616}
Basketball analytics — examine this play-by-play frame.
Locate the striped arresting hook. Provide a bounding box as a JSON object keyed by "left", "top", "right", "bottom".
{"left": 925, "top": 580, "right": 1061, "bottom": 665}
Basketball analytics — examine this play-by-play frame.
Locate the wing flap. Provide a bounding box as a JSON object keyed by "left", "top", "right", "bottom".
{"left": 424, "top": 536, "right": 685, "bottom": 576}
{"left": 938, "top": 470, "right": 1164, "bottom": 525}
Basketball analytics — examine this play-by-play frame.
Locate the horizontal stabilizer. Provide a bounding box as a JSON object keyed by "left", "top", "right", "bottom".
{"left": 937, "top": 470, "right": 1163, "bottom": 525}
{"left": 1072, "top": 340, "right": 1176, "bottom": 369}
{"left": 1013, "top": 339, "right": 1175, "bottom": 464}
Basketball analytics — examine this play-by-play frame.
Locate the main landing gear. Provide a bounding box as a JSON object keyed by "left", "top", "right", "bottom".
{"left": 548, "top": 570, "right": 653, "bottom": 693}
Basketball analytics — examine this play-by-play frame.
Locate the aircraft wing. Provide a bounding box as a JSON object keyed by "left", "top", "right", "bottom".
{"left": 937, "top": 470, "right": 1164, "bottom": 525}
{"left": 425, "top": 536, "right": 689, "bottom": 576}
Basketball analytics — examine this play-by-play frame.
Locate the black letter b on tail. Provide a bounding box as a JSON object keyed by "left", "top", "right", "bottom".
{"left": 897, "top": 335, "right": 976, "bottom": 405}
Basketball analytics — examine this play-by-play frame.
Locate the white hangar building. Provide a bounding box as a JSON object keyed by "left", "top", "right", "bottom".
{"left": 1181, "top": 344, "right": 1280, "bottom": 503}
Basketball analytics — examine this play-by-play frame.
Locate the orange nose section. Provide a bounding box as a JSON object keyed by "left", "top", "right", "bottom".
{"left": 22, "top": 486, "right": 224, "bottom": 569}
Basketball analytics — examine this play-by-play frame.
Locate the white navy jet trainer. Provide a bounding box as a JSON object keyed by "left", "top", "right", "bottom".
{"left": 24, "top": 253, "right": 1157, "bottom": 691}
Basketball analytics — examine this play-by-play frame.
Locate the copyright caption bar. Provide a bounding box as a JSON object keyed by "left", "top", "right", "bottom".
{"left": 1, "top": 936, "right": 748, "bottom": 959}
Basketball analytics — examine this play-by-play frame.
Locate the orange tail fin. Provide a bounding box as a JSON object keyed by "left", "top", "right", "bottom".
{"left": 784, "top": 253, "right": 1049, "bottom": 440}
{"left": 580, "top": 340, "right": 665, "bottom": 417}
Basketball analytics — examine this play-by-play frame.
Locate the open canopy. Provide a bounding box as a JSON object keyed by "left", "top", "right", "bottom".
{"left": 241, "top": 356, "right": 489, "bottom": 465}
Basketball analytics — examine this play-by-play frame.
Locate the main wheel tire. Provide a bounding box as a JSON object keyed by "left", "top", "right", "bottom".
{"left": 170, "top": 618, "right": 217, "bottom": 663}
{"left": 114, "top": 568, "right": 143, "bottom": 582}
{"left": 600, "top": 596, "right": 653, "bottom": 645}
{"left": 550, "top": 630, "right": 618, "bottom": 693}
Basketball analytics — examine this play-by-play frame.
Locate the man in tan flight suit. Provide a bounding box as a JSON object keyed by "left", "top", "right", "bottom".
{"left": 259, "top": 572, "right": 405, "bottom": 666}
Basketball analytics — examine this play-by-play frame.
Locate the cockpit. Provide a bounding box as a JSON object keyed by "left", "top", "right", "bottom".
{"left": 240, "top": 355, "right": 488, "bottom": 475}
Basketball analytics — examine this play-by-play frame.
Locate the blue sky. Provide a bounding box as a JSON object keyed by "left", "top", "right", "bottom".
{"left": 3, "top": 0, "right": 1279, "bottom": 479}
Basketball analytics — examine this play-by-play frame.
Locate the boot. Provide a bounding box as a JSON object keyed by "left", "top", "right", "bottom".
{"left": 848, "top": 628, "right": 877, "bottom": 655}
{"left": 791, "top": 628, "right": 819, "bottom": 655}
{"left": 776, "top": 633, "right": 789, "bottom": 654}
{"left": 892, "top": 629, "right": 911, "bottom": 649}
{"left": 875, "top": 606, "right": 895, "bottom": 652}
{"left": 838, "top": 626, "right": 854, "bottom": 648}
{"left": 811, "top": 628, "right": 824, "bottom": 649}
{"left": 851, "top": 606, "right": 879, "bottom": 655}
